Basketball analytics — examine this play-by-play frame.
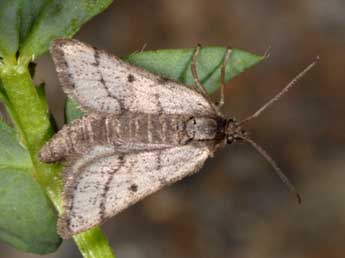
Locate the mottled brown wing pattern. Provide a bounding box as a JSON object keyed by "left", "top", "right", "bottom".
{"left": 50, "top": 39, "right": 216, "bottom": 116}
{"left": 58, "top": 144, "right": 211, "bottom": 239}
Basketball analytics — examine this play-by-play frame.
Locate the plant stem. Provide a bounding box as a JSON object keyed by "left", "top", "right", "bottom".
{"left": 0, "top": 62, "right": 116, "bottom": 258}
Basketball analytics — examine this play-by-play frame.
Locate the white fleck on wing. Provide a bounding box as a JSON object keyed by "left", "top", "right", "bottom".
{"left": 58, "top": 144, "right": 210, "bottom": 238}
{"left": 51, "top": 39, "right": 216, "bottom": 116}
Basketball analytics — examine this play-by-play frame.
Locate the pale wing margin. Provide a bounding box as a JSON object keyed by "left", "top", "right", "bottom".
{"left": 58, "top": 144, "right": 211, "bottom": 239}
{"left": 50, "top": 39, "right": 216, "bottom": 116}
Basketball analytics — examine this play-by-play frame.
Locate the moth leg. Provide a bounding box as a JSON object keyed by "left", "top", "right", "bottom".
{"left": 191, "top": 44, "right": 210, "bottom": 98}
{"left": 191, "top": 45, "right": 220, "bottom": 114}
{"left": 218, "top": 47, "right": 232, "bottom": 108}
{"left": 191, "top": 45, "right": 222, "bottom": 113}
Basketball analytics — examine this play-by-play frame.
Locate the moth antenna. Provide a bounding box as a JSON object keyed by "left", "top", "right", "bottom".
{"left": 264, "top": 45, "right": 272, "bottom": 59}
{"left": 239, "top": 57, "right": 319, "bottom": 125}
{"left": 241, "top": 135, "right": 302, "bottom": 204}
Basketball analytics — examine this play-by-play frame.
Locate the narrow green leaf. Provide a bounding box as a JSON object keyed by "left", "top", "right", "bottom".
{"left": 74, "top": 228, "right": 116, "bottom": 258}
{"left": 20, "top": 0, "right": 113, "bottom": 59}
{"left": 66, "top": 47, "right": 263, "bottom": 121}
{"left": 0, "top": 169, "right": 61, "bottom": 254}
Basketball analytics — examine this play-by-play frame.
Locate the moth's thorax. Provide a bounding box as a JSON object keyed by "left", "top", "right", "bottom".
{"left": 186, "top": 117, "right": 219, "bottom": 140}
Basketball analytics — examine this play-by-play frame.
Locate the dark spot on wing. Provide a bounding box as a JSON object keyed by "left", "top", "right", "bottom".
{"left": 129, "top": 184, "right": 138, "bottom": 192}
{"left": 127, "top": 74, "right": 135, "bottom": 82}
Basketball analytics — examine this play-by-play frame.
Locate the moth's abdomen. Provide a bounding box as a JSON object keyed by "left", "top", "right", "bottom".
{"left": 38, "top": 127, "right": 73, "bottom": 163}
{"left": 39, "top": 114, "right": 106, "bottom": 163}
{"left": 108, "top": 113, "right": 189, "bottom": 145}
{"left": 39, "top": 111, "right": 223, "bottom": 164}
{"left": 39, "top": 141, "right": 65, "bottom": 163}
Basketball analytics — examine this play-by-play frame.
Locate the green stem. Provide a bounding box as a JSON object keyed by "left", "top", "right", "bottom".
{"left": 0, "top": 62, "right": 116, "bottom": 258}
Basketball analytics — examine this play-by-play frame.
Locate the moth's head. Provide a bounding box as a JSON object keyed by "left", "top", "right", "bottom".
{"left": 225, "top": 118, "right": 248, "bottom": 144}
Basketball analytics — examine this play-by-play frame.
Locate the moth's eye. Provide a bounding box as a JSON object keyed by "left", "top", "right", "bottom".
{"left": 227, "top": 137, "right": 234, "bottom": 144}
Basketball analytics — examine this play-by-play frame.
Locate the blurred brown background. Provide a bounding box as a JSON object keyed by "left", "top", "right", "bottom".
{"left": 1, "top": 0, "right": 345, "bottom": 257}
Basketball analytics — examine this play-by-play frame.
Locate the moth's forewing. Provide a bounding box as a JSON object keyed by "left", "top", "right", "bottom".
{"left": 59, "top": 145, "right": 210, "bottom": 238}
{"left": 50, "top": 39, "right": 216, "bottom": 116}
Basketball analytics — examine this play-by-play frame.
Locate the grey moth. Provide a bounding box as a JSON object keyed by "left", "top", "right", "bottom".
{"left": 39, "top": 39, "right": 316, "bottom": 238}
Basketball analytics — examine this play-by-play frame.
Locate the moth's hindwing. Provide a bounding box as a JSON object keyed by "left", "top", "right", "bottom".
{"left": 59, "top": 144, "right": 210, "bottom": 238}
{"left": 50, "top": 39, "right": 216, "bottom": 116}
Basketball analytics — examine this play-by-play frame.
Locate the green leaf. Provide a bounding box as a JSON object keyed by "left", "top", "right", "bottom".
{"left": 127, "top": 47, "right": 263, "bottom": 94}
{"left": 0, "top": 120, "right": 31, "bottom": 170}
{"left": 0, "top": 0, "right": 48, "bottom": 60}
{"left": 0, "top": 121, "right": 61, "bottom": 253}
{"left": 20, "top": 0, "right": 113, "bottom": 59}
{"left": 66, "top": 47, "right": 264, "bottom": 122}
{"left": 65, "top": 97, "right": 83, "bottom": 123}
{"left": 0, "top": 1, "right": 21, "bottom": 59}
{"left": 18, "top": 0, "right": 49, "bottom": 44}
{"left": 0, "top": 0, "right": 114, "bottom": 61}
{"left": 0, "top": 169, "right": 62, "bottom": 254}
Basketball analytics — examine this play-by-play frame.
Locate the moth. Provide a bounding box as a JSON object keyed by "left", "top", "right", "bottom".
{"left": 39, "top": 39, "right": 316, "bottom": 239}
